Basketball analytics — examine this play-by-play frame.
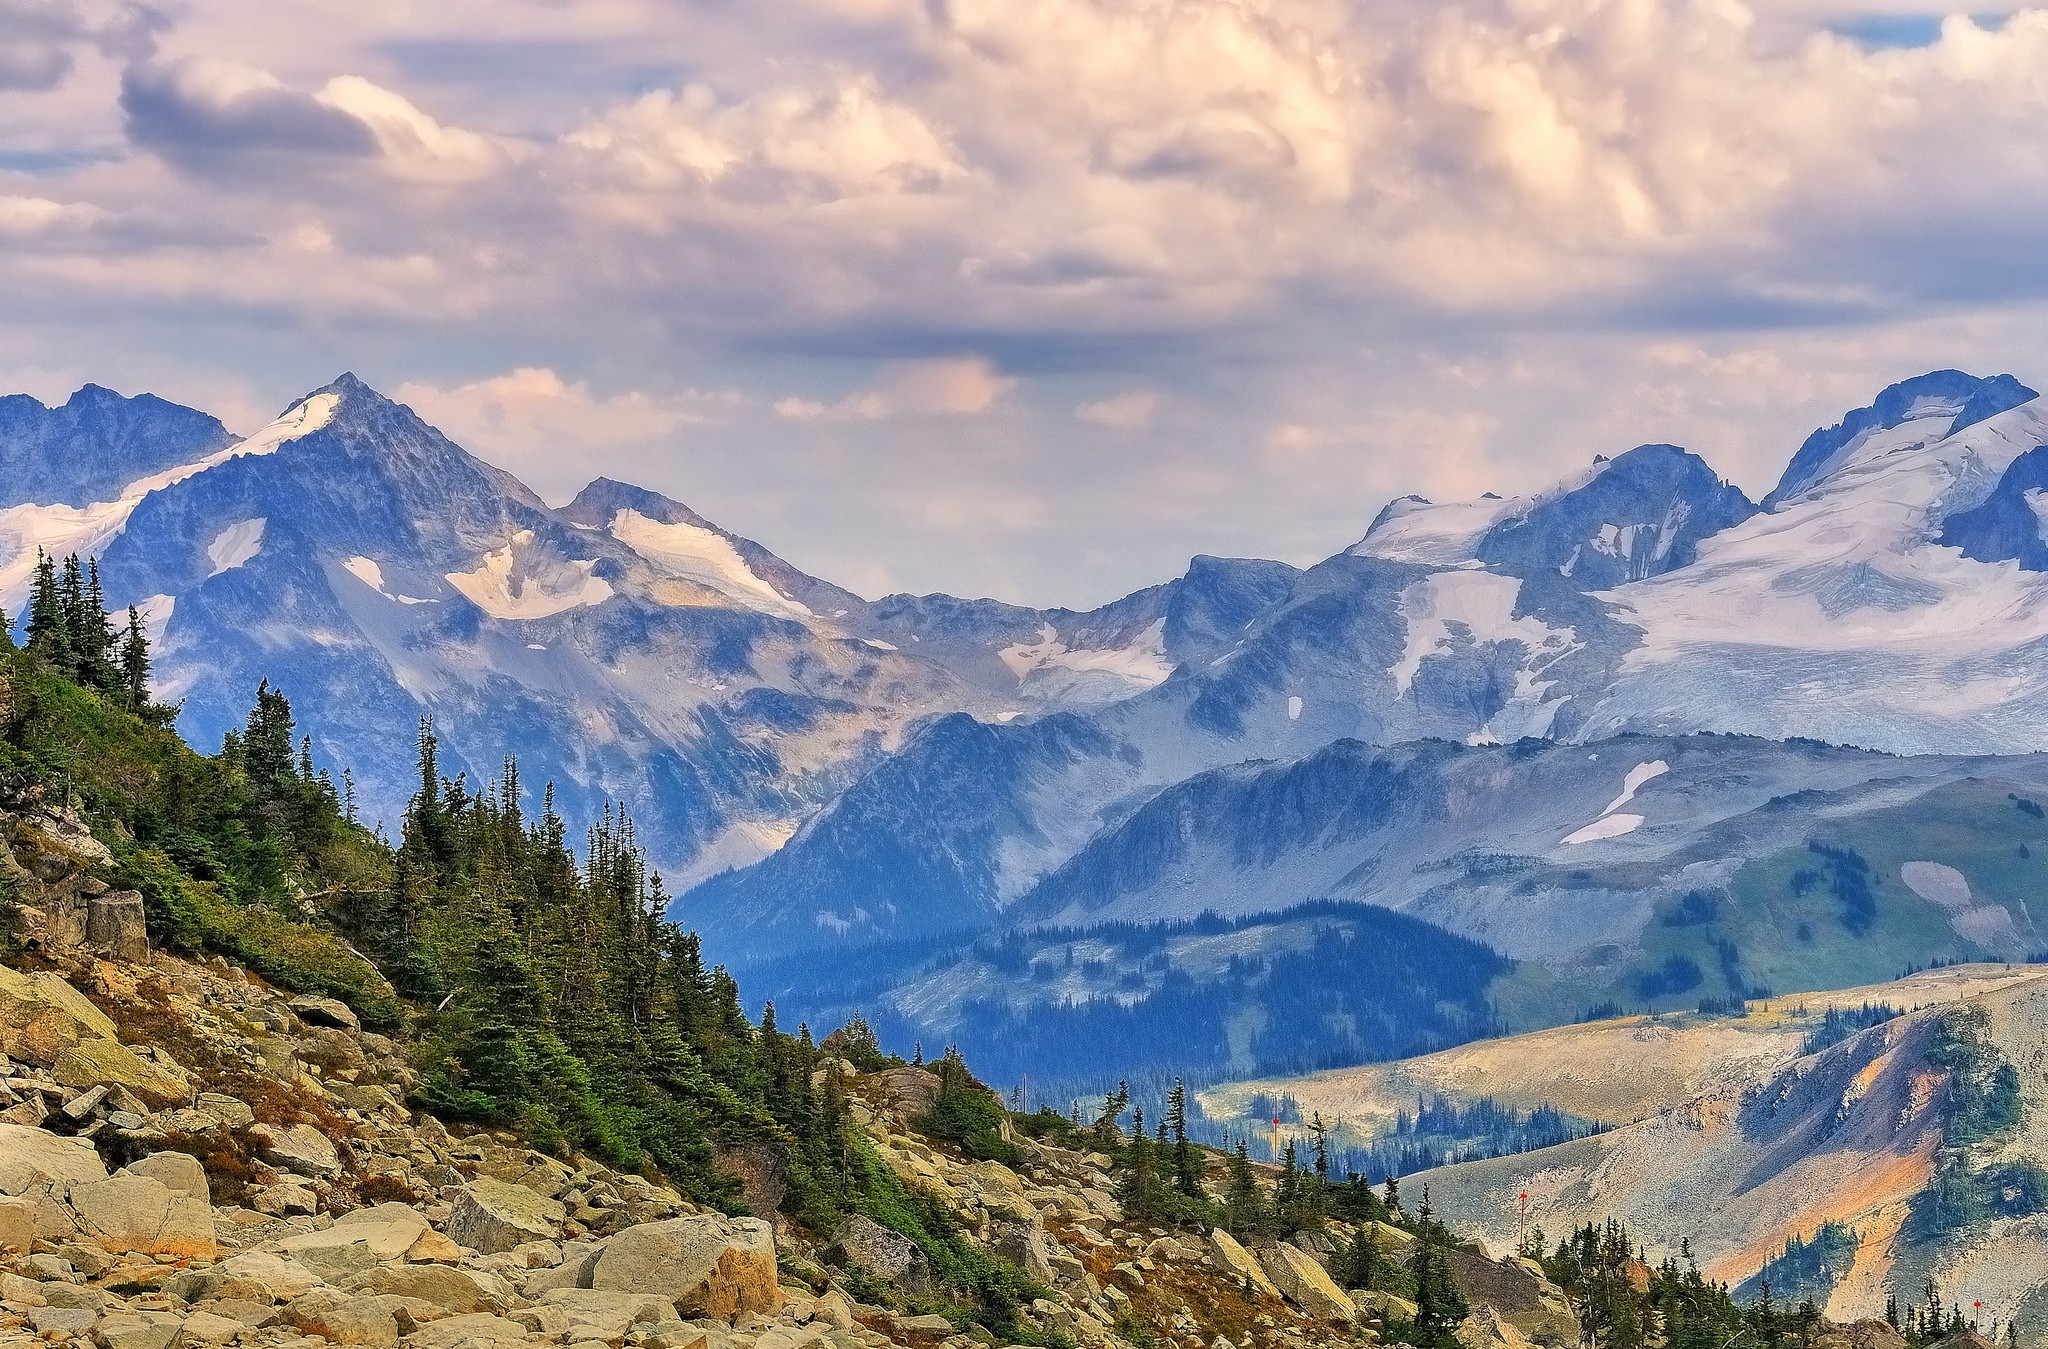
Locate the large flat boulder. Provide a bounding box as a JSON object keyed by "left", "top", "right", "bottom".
{"left": 539, "top": 1288, "right": 675, "bottom": 1344}
{"left": 345, "top": 1264, "right": 506, "bottom": 1315}
{"left": 120, "top": 1151, "right": 209, "bottom": 1202}
{"left": 67, "top": 1174, "right": 216, "bottom": 1257}
{"left": 0, "top": 1124, "right": 108, "bottom": 1194}
{"left": 51, "top": 1037, "right": 193, "bottom": 1107}
{"left": 588, "top": 1214, "right": 779, "bottom": 1322}
{"left": 445, "top": 1178, "right": 564, "bottom": 1255}
{"left": 271, "top": 1204, "right": 430, "bottom": 1282}
{"left": 0, "top": 966, "right": 117, "bottom": 1065}
{"left": 1207, "top": 1229, "right": 1281, "bottom": 1300}
{"left": 1259, "top": 1241, "right": 1354, "bottom": 1321}
{"left": 251, "top": 1122, "right": 342, "bottom": 1177}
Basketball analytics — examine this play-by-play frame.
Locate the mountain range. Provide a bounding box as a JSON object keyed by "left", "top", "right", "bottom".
{"left": 11, "top": 366, "right": 2048, "bottom": 1090}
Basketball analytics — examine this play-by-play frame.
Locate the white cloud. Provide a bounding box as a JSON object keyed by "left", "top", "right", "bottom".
{"left": 1076, "top": 390, "right": 1157, "bottom": 428}
{"left": 18, "top": 0, "right": 2048, "bottom": 600}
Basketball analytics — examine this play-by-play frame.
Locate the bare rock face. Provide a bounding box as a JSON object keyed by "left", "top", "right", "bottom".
{"left": 445, "top": 1178, "right": 566, "bottom": 1255}
{"left": 588, "top": 1214, "right": 780, "bottom": 1322}
{"left": 51, "top": 1037, "right": 193, "bottom": 1108}
{"left": 0, "top": 964, "right": 119, "bottom": 1066}
{"left": 826, "top": 1214, "right": 935, "bottom": 1297}
{"left": 1207, "top": 1228, "right": 1282, "bottom": 1301}
{"left": 1259, "top": 1240, "right": 1355, "bottom": 1322}
{"left": 871, "top": 1066, "right": 942, "bottom": 1119}
{"left": 85, "top": 891, "right": 148, "bottom": 962}
{"left": 66, "top": 1174, "right": 217, "bottom": 1258}
{"left": 0, "top": 1123, "right": 108, "bottom": 1193}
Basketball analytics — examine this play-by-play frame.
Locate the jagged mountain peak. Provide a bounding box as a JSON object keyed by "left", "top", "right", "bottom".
{"left": 1350, "top": 440, "right": 1754, "bottom": 587}
{"left": 1766, "top": 368, "right": 2038, "bottom": 507}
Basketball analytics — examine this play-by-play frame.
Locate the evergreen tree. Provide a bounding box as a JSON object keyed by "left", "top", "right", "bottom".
{"left": 119, "top": 606, "right": 150, "bottom": 708}
{"left": 1224, "top": 1140, "right": 1266, "bottom": 1238}
{"left": 1409, "top": 1188, "right": 1470, "bottom": 1349}
{"left": 1167, "top": 1079, "right": 1202, "bottom": 1198}
{"left": 25, "top": 551, "right": 71, "bottom": 669}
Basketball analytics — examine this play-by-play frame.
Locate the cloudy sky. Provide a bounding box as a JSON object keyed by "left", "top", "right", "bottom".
{"left": 7, "top": 0, "right": 2048, "bottom": 604}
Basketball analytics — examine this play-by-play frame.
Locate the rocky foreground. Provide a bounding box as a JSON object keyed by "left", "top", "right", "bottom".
{"left": 0, "top": 792, "right": 1597, "bottom": 1349}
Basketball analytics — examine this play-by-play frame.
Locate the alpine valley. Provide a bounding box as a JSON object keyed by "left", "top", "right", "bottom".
{"left": 12, "top": 367, "right": 2048, "bottom": 1101}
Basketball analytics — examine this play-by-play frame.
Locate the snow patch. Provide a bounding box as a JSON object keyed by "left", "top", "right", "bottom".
{"left": 999, "top": 618, "right": 1173, "bottom": 689}
{"left": 864, "top": 638, "right": 898, "bottom": 651}
{"left": 445, "top": 532, "right": 613, "bottom": 619}
{"left": 1601, "top": 760, "right": 1669, "bottom": 816}
{"left": 1287, "top": 695, "right": 1304, "bottom": 721}
{"left": 1900, "top": 861, "right": 1972, "bottom": 913}
{"left": 205, "top": 518, "right": 265, "bottom": 576}
{"left": 1351, "top": 495, "right": 1524, "bottom": 566}
{"left": 342, "top": 556, "right": 433, "bottom": 604}
{"left": 1390, "top": 570, "right": 1578, "bottom": 697}
{"left": 1562, "top": 814, "right": 1643, "bottom": 845}
{"left": 607, "top": 508, "right": 809, "bottom": 619}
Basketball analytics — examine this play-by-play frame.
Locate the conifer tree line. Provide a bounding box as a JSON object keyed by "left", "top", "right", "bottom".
{"left": 5, "top": 550, "right": 153, "bottom": 712}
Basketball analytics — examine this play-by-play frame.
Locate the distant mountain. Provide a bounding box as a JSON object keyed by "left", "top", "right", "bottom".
{"left": 16, "top": 363, "right": 2048, "bottom": 1098}
{"left": 1396, "top": 965, "right": 2048, "bottom": 1325}
{"left": 0, "top": 374, "right": 1287, "bottom": 882}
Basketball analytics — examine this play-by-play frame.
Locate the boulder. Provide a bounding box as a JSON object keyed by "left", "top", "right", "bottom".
{"left": 1207, "top": 1229, "right": 1281, "bottom": 1300}
{"left": 402, "top": 1311, "right": 533, "bottom": 1348}
{"left": 445, "top": 1178, "right": 565, "bottom": 1254}
{"left": 121, "top": 1151, "right": 210, "bottom": 1202}
{"left": 588, "top": 1214, "right": 779, "bottom": 1321}
{"left": 52, "top": 1037, "right": 193, "bottom": 1107}
{"left": 277, "top": 1210, "right": 430, "bottom": 1283}
{"left": 1356, "top": 1291, "right": 1421, "bottom": 1323}
{"left": 286, "top": 1291, "right": 417, "bottom": 1348}
{"left": 0, "top": 1195, "right": 34, "bottom": 1252}
{"left": 289, "top": 994, "right": 361, "bottom": 1031}
{"left": 250, "top": 1121, "right": 342, "bottom": 1177}
{"left": 993, "top": 1221, "right": 1056, "bottom": 1284}
{"left": 29, "top": 1304, "right": 100, "bottom": 1337}
{"left": 85, "top": 891, "right": 148, "bottom": 961}
{"left": 67, "top": 1174, "right": 216, "bottom": 1257}
{"left": 871, "top": 1067, "right": 942, "bottom": 1118}
{"left": 0, "top": 965, "right": 118, "bottom": 1065}
{"left": 1460, "top": 1305, "right": 1537, "bottom": 1349}
{"left": 826, "top": 1214, "right": 934, "bottom": 1297}
{"left": 1259, "top": 1241, "right": 1355, "bottom": 1321}
{"left": 0, "top": 1124, "right": 108, "bottom": 1193}
{"left": 179, "top": 1311, "right": 251, "bottom": 1343}
{"left": 539, "top": 1288, "right": 675, "bottom": 1344}
{"left": 345, "top": 1264, "right": 505, "bottom": 1315}
{"left": 217, "top": 1249, "right": 330, "bottom": 1302}
{"left": 93, "top": 1309, "right": 185, "bottom": 1349}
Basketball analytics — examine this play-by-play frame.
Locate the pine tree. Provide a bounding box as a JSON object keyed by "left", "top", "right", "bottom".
{"left": 1224, "top": 1140, "right": 1265, "bottom": 1237}
{"left": 1409, "top": 1188, "right": 1470, "bottom": 1349}
{"left": 80, "top": 558, "right": 116, "bottom": 690}
{"left": 119, "top": 606, "right": 150, "bottom": 708}
{"left": 0, "top": 604, "right": 13, "bottom": 653}
{"left": 25, "top": 551, "right": 71, "bottom": 669}
{"left": 1167, "top": 1078, "right": 1202, "bottom": 1197}
{"left": 1117, "top": 1104, "right": 1165, "bottom": 1222}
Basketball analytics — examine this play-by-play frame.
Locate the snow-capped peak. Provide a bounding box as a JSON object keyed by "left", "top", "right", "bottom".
{"left": 1764, "top": 369, "right": 2037, "bottom": 508}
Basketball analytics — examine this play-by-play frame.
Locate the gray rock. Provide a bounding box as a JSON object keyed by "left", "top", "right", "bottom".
{"left": 121, "top": 1150, "right": 210, "bottom": 1202}
{"left": 92, "top": 1309, "right": 185, "bottom": 1349}
{"left": 0, "top": 1122, "right": 108, "bottom": 1194}
{"left": 587, "top": 1214, "right": 779, "bottom": 1322}
{"left": 444, "top": 1178, "right": 564, "bottom": 1255}
{"left": 289, "top": 995, "right": 361, "bottom": 1032}
{"left": 85, "top": 891, "right": 149, "bottom": 961}
{"left": 539, "top": 1288, "right": 676, "bottom": 1343}
{"left": 826, "top": 1214, "right": 934, "bottom": 1296}
{"left": 67, "top": 1173, "right": 217, "bottom": 1256}
{"left": 250, "top": 1121, "right": 341, "bottom": 1177}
